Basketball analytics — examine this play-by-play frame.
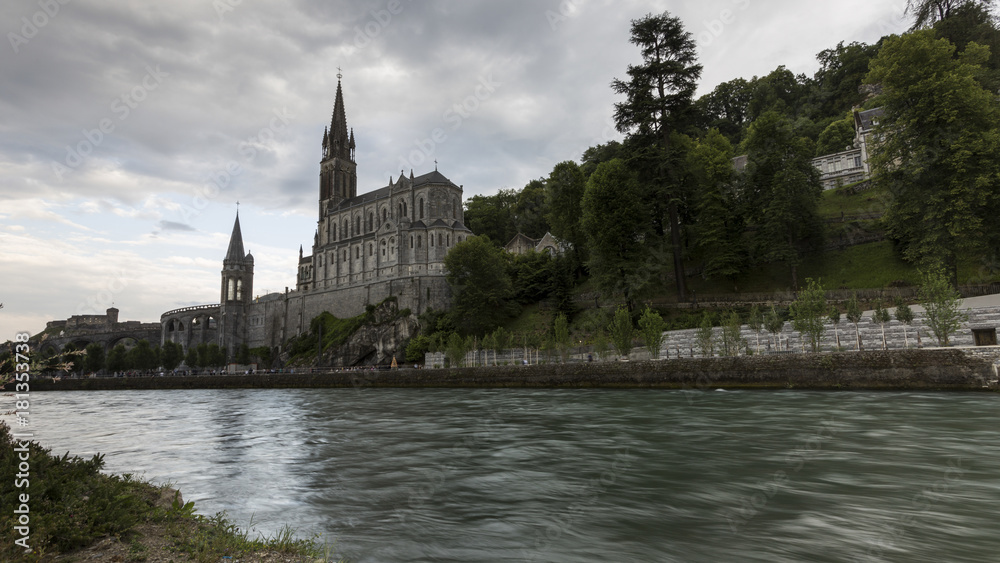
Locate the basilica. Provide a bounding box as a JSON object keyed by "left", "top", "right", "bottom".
{"left": 161, "top": 75, "right": 472, "bottom": 357}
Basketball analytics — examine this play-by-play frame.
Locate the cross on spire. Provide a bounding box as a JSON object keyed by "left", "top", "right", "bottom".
{"left": 337, "top": 66, "right": 343, "bottom": 80}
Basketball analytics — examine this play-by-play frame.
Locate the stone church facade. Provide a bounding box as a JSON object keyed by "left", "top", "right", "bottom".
{"left": 162, "top": 76, "right": 471, "bottom": 358}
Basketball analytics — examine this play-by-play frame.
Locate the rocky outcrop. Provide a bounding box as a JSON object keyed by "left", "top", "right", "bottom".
{"left": 284, "top": 299, "right": 418, "bottom": 367}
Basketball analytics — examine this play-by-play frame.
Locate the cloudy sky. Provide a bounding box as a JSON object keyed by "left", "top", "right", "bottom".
{"left": 0, "top": 0, "right": 911, "bottom": 339}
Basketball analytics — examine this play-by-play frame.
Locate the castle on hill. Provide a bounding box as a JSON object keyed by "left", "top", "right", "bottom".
{"left": 161, "top": 75, "right": 472, "bottom": 358}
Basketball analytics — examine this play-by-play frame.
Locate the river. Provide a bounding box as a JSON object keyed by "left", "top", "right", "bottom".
{"left": 22, "top": 388, "right": 1000, "bottom": 562}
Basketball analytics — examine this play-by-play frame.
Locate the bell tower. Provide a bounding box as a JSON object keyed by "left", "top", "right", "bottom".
{"left": 319, "top": 70, "right": 357, "bottom": 216}
{"left": 219, "top": 212, "right": 254, "bottom": 358}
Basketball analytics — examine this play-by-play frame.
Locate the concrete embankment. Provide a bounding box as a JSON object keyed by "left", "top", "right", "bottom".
{"left": 24, "top": 349, "right": 999, "bottom": 392}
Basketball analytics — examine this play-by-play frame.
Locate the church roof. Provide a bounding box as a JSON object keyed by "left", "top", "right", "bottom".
{"left": 224, "top": 214, "right": 246, "bottom": 264}
{"left": 331, "top": 169, "right": 460, "bottom": 211}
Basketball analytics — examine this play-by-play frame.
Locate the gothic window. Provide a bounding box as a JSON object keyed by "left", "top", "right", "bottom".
{"left": 227, "top": 278, "right": 235, "bottom": 301}
{"left": 404, "top": 202, "right": 408, "bottom": 217}
{"left": 452, "top": 199, "right": 457, "bottom": 218}
{"left": 417, "top": 235, "right": 422, "bottom": 248}
{"left": 430, "top": 233, "right": 434, "bottom": 247}
{"left": 398, "top": 202, "right": 403, "bottom": 218}
{"left": 236, "top": 279, "right": 243, "bottom": 300}
{"left": 354, "top": 216, "right": 361, "bottom": 236}
{"left": 381, "top": 240, "right": 387, "bottom": 257}
{"left": 368, "top": 243, "right": 373, "bottom": 256}
{"left": 343, "top": 220, "right": 348, "bottom": 239}
{"left": 355, "top": 247, "right": 360, "bottom": 259}
{"left": 344, "top": 250, "right": 347, "bottom": 261}
{"left": 439, "top": 233, "right": 443, "bottom": 246}
{"left": 390, "top": 237, "right": 396, "bottom": 256}
{"left": 382, "top": 208, "right": 387, "bottom": 222}
{"left": 367, "top": 212, "right": 374, "bottom": 232}
{"left": 410, "top": 236, "right": 414, "bottom": 249}
{"left": 447, "top": 234, "right": 450, "bottom": 246}
{"left": 419, "top": 198, "right": 424, "bottom": 219}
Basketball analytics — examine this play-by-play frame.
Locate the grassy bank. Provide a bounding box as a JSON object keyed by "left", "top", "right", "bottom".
{"left": 0, "top": 422, "right": 340, "bottom": 562}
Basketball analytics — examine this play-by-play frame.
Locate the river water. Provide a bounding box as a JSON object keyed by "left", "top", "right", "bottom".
{"left": 21, "top": 388, "right": 1000, "bottom": 562}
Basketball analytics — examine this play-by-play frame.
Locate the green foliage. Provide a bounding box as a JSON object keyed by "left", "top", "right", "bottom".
{"left": 846, "top": 293, "right": 864, "bottom": 351}
{"left": 84, "top": 343, "right": 105, "bottom": 373}
{"left": 184, "top": 346, "right": 198, "bottom": 369}
{"left": 866, "top": 30, "right": 1000, "bottom": 271}
{"left": 553, "top": 313, "right": 571, "bottom": 362}
{"left": 108, "top": 344, "right": 129, "bottom": 372}
{"left": 813, "top": 41, "right": 881, "bottom": 118}
{"left": 248, "top": 346, "right": 272, "bottom": 368}
{"left": 404, "top": 335, "right": 430, "bottom": 364}
{"left": 828, "top": 304, "right": 843, "bottom": 350}
{"left": 445, "top": 235, "right": 516, "bottom": 335}
{"left": 161, "top": 341, "right": 184, "bottom": 371}
{"left": 747, "top": 304, "right": 764, "bottom": 353}
{"left": 236, "top": 344, "right": 251, "bottom": 365}
{"left": 608, "top": 307, "right": 635, "bottom": 359}
{"left": 545, "top": 161, "right": 588, "bottom": 264}
{"left": 690, "top": 129, "right": 746, "bottom": 288}
{"left": 873, "top": 300, "right": 892, "bottom": 350}
{"left": 463, "top": 189, "right": 519, "bottom": 247}
{"left": 582, "top": 159, "right": 652, "bottom": 310}
{"left": 765, "top": 306, "right": 785, "bottom": 349}
{"left": 918, "top": 266, "right": 969, "bottom": 346}
{"left": 514, "top": 179, "right": 551, "bottom": 238}
{"left": 815, "top": 114, "right": 855, "bottom": 156}
{"left": 592, "top": 330, "right": 612, "bottom": 360}
{"left": 697, "top": 312, "right": 715, "bottom": 357}
{"left": 740, "top": 111, "right": 824, "bottom": 286}
{"left": 638, "top": 306, "right": 666, "bottom": 359}
{"left": 790, "top": 278, "right": 828, "bottom": 352}
{"left": 445, "top": 332, "right": 467, "bottom": 367}
{"left": 720, "top": 310, "right": 743, "bottom": 357}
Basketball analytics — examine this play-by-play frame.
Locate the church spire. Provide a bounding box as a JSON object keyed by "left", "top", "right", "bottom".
{"left": 329, "top": 73, "right": 350, "bottom": 160}
{"left": 224, "top": 212, "right": 246, "bottom": 265}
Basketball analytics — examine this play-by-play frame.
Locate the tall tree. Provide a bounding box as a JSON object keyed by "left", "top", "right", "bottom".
{"left": 906, "top": 0, "right": 993, "bottom": 29}
{"left": 740, "top": 111, "right": 824, "bottom": 288}
{"left": 612, "top": 11, "right": 702, "bottom": 301}
{"left": 544, "top": 161, "right": 588, "bottom": 266}
{"left": 581, "top": 159, "right": 653, "bottom": 311}
{"left": 689, "top": 129, "right": 745, "bottom": 289}
{"left": 444, "top": 235, "right": 515, "bottom": 335}
{"left": 463, "top": 189, "right": 519, "bottom": 247}
{"left": 865, "top": 31, "right": 1000, "bottom": 278}
{"left": 513, "top": 179, "right": 550, "bottom": 238}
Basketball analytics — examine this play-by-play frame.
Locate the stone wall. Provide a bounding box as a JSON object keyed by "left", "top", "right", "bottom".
{"left": 26, "top": 349, "right": 996, "bottom": 392}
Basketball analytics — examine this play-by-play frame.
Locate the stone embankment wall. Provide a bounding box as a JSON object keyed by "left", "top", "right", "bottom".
{"left": 26, "top": 350, "right": 996, "bottom": 392}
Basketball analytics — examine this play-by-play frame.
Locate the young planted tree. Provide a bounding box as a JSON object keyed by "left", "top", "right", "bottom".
{"left": 765, "top": 306, "right": 785, "bottom": 351}
{"left": 828, "top": 305, "right": 842, "bottom": 351}
{"left": 790, "top": 279, "right": 827, "bottom": 352}
{"left": 918, "top": 267, "right": 968, "bottom": 346}
{"left": 846, "top": 293, "right": 864, "bottom": 351}
{"left": 638, "top": 306, "right": 666, "bottom": 360}
{"left": 895, "top": 299, "right": 915, "bottom": 348}
{"left": 553, "top": 314, "right": 571, "bottom": 363}
{"left": 873, "top": 301, "right": 892, "bottom": 350}
{"left": 593, "top": 330, "right": 612, "bottom": 361}
{"left": 483, "top": 332, "right": 497, "bottom": 366}
{"left": 720, "top": 310, "right": 743, "bottom": 357}
{"left": 747, "top": 304, "right": 764, "bottom": 354}
{"left": 446, "top": 333, "right": 467, "bottom": 368}
{"left": 697, "top": 312, "right": 715, "bottom": 357}
{"left": 609, "top": 307, "right": 636, "bottom": 360}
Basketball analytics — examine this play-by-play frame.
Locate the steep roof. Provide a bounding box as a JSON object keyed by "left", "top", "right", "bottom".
{"left": 224, "top": 213, "right": 246, "bottom": 264}
{"left": 332, "top": 169, "right": 460, "bottom": 211}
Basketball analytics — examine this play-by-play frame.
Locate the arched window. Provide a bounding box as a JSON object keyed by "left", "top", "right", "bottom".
{"left": 381, "top": 240, "right": 387, "bottom": 257}
{"left": 343, "top": 220, "right": 348, "bottom": 239}
{"left": 417, "top": 235, "right": 422, "bottom": 248}
{"left": 367, "top": 212, "right": 373, "bottom": 232}
{"left": 430, "top": 233, "right": 434, "bottom": 247}
{"left": 410, "top": 236, "right": 414, "bottom": 249}
{"left": 227, "top": 278, "right": 235, "bottom": 301}
{"left": 453, "top": 199, "right": 457, "bottom": 218}
{"left": 355, "top": 247, "right": 360, "bottom": 259}
{"left": 354, "top": 216, "right": 361, "bottom": 235}
{"left": 398, "top": 202, "right": 403, "bottom": 218}
{"left": 438, "top": 233, "right": 443, "bottom": 246}
{"left": 419, "top": 198, "right": 424, "bottom": 219}
{"left": 404, "top": 202, "right": 408, "bottom": 217}
{"left": 382, "top": 208, "right": 387, "bottom": 222}
{"left": 236, "top": 279, "right": 243, "bottom": 300}
{"left": 447, "top": 234, "right": 450, "bottom": 246}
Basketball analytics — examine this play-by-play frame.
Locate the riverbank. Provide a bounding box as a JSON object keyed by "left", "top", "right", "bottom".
{"left": 24, "top": 349, "right": 999, "bottom": 392}
{"left": 0, "top": 423, "right": 332, "bottom": 563}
